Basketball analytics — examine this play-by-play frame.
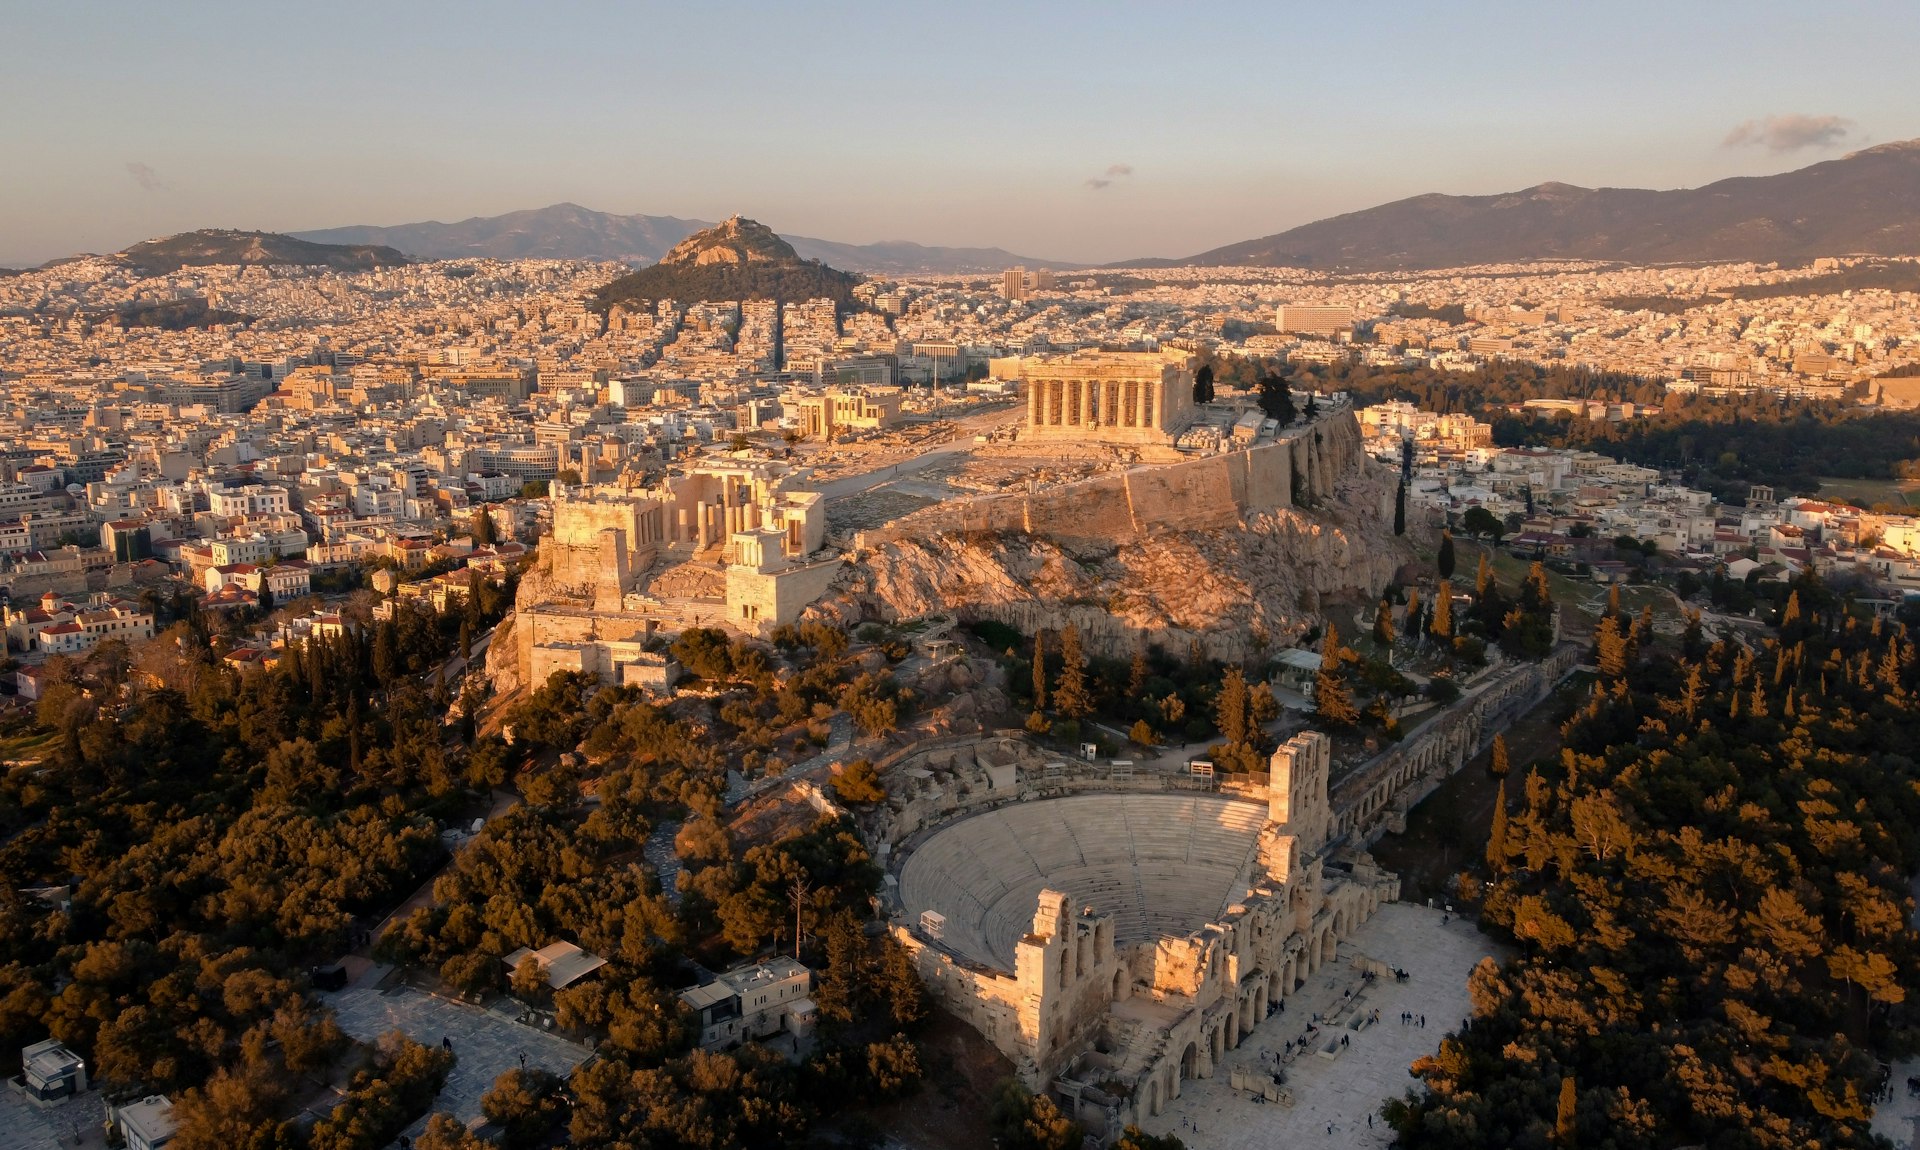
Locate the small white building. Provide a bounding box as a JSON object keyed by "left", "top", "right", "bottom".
{"left": 19, "top": 1039, "right": 86, "bottom": 1104}
{"left": 117, "top": 1095, "right": 177, "bottom": 1150}
{"left": 679, "top": 956, "right": 816, "bottom": 1051}
{"left": 501, "top": 940, "right": 608, "bottom": 991}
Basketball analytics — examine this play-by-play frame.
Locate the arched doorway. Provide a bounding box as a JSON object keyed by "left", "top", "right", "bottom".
{"left": 1224, "top": 1012, "right": 1238, "bottom": 1049}
{"left": 1148, "top": 1079, "right": 1161, "bottom": 1116}
{"left": 1322, "top": 930, "right": 1337, "bottom": 965}
{"left": 1180, "top": 1042, "right": 1198, "bottom": 1083}
{"left": 1112, "top": 967, "right": 1127, "bottom": 1002}
{"left": 1254, "top": 982, "right": 1268, "bottom": 1022}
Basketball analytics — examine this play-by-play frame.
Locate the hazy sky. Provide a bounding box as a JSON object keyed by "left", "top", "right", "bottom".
{"left": 5, "top": 0, "right": 1919, "bottom": 266}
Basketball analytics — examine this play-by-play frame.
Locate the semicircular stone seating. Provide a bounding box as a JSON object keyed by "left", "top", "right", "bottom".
{"left": 897, "top": 794, "right": 1270, "bottom": 971}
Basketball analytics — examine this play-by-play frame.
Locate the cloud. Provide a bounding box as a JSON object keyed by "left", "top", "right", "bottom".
{"left": 124, "top": 161, "right": 166, "bottom": 191}
{"left": 1087, "top": 162, "right": 1134, "bottom": 190}
{"left": 1722, "top": 114, "right": 1855, "bottom": 153}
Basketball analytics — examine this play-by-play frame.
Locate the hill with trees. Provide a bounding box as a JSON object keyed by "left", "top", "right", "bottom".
{"left": 118, "top": 229, "right": 409, "bottom": 276}
{"left": 590, "top": 216, "right": 863, "bottom": 312}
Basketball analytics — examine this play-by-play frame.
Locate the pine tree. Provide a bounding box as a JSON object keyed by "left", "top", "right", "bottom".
{"left": 472, "top": 506, "right": 496, "bottom": 548}
{"left": 1373, "top": 599, "right": 1396, "bottom": 647}
{"left": 1053, "top": 625, "right": 1093, "bottom": 719}
{"left": 1438, "top": 531, "right": 1456, "bottom": 581}
{"left": 1490, "top": 733, "right": 1510, "bottom": 777}
{"left": 1314, "top": 626, "right": 1359, "bottom": 728}
{"left": 1487, "top": 779, "right": 1510, "bottom": 875}
{"left": 1031, "top": 630, "right": 1048, "bottom": 711}
{"left": 1431, "top": 581, "right": 1453, "bottom": 639}
{"left": 1313, "top": 664, "right": 1359, "bottom": 728}
{"left": 1393, "top": 483, "right": 1407, "bottom": 536}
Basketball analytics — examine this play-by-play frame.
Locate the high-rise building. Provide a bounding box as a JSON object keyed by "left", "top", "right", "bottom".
{"left": 1002, "top": 266, "right": 1028, "bottom": 301}
{"left": 1276, "top": 304, "right": 1355, "bottom": 336}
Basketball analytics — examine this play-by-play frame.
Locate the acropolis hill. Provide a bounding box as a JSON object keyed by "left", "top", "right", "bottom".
{"left": 490, "top": 348, "right": 1413, "bottom": 691}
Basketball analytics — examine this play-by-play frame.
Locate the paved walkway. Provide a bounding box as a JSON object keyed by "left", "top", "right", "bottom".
{"left": 0, "top": 1088, "right": 107, "bottom": 1150}
{"left": 1134, "top": 903, "right": 1495, "bottom": 1149}
{"left": 324, "top": 986, "right": 590, "bottom": 1143}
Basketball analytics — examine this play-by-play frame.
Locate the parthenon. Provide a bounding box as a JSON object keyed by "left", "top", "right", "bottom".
{"left": 1022, "top": 350, "right": 1199, "bottom": 448}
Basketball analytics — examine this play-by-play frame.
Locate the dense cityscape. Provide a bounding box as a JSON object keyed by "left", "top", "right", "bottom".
{"left": 7, "top": 5, "right": 1920, "bottom": 1150}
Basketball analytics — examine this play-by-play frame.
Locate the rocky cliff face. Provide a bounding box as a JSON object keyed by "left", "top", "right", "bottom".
{"left": 816, "top": 414, "right": 1417, "bottom": 662}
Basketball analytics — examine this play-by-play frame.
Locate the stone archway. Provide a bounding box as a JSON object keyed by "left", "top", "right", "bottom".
{"left": 1112, "top": 967, "right": 1127, "bottom": 1002}
{"left": 1254, "top": 982, "right": 1269, "bottom": 1022}
{"left": 1321, "top": 929, "right": 1337, "bottom": 965}
{"left": 1210, "top": 1024, "right": 1225, "bottom": 1064}
{"left": 1180, "top": 1041, "right": 1198, "bottom": 1083}
{"left": 1148, "top": 1078, "right": 1161, "bottom": 1116}
{"left": 1225, "top": 1012, "right": 1238, "bottom": 1049}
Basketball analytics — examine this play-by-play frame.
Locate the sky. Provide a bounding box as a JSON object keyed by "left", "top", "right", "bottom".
{"left": 4, "top": 0, "right": 1920, "bottom": 267}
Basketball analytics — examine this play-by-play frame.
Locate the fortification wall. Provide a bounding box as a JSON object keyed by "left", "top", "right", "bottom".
{"left": 854, "top": 430, "right": 1326, "bottom": 551}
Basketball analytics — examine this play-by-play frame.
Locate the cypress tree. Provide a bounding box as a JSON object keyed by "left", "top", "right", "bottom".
{"left": 1216, "top": 667, "right": 1250, "bottom": 747}
{"left": 1438, "top": 531, "right": 1456, "bottom": 581}
{"left": 1054, "top": 625, "right": 1094, "bottom": 719}
{"left": 1373, "top": 599, "right": 1396, "bottom": 647}
{"left": 1431, "top": 581, "right": 1454, "bottom": 639}
{"left": 1031, "top": 630, "right": 1048, "bottom": 711}
{"left": 1491, "top": 733, "right": 1510, "bottom": 777}
{"left": 1393, "top": 482, "right": 1407, "bottom": 536}
{"left": 1486, "top": 779, "right": 1509, "bottom": 874}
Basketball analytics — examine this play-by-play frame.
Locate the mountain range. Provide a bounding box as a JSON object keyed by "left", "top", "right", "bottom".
{"left": 1171, "top": 140, "right": 1920, "bottom": 269}
{"left": 294, "top": 204, "right": 1072, "bottom": 274}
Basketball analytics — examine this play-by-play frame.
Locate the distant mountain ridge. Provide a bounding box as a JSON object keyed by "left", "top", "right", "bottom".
{"left": 590, "top": 216, "right": 863, "bottom": 311}
{"left": 118, "top": 229, "right": 408, "bottom": 276}
{"left": 1172, "top": 140, "right": 1920, "bottom": 270}
{"left": 293, "top": 203, "right": 1071, "bottom": 273}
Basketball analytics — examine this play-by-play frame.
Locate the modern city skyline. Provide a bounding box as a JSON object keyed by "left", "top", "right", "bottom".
{"left": 5, "top": 0, "right": 1920, "bottom": 266}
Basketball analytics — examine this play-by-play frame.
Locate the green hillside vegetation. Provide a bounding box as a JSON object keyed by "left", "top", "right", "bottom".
{"left": 102, "top": 297, "right": 255, "bottom": 330}
{"left": 1294, "top": 359, "right": 1920, "bottom": 502}
{"left": 1390, "top": 580, "right": 1920, "bottom": 1149}
{"left": 120, "top": 229, "right": 409, "bottom": 276}
{"left": 0, "top": 579, "right": 514, "bottom": 1147}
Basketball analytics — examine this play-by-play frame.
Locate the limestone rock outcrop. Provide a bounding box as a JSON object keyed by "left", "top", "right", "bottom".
{"left": 816, "top": 415, "right": 1416, "bottom": 662}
